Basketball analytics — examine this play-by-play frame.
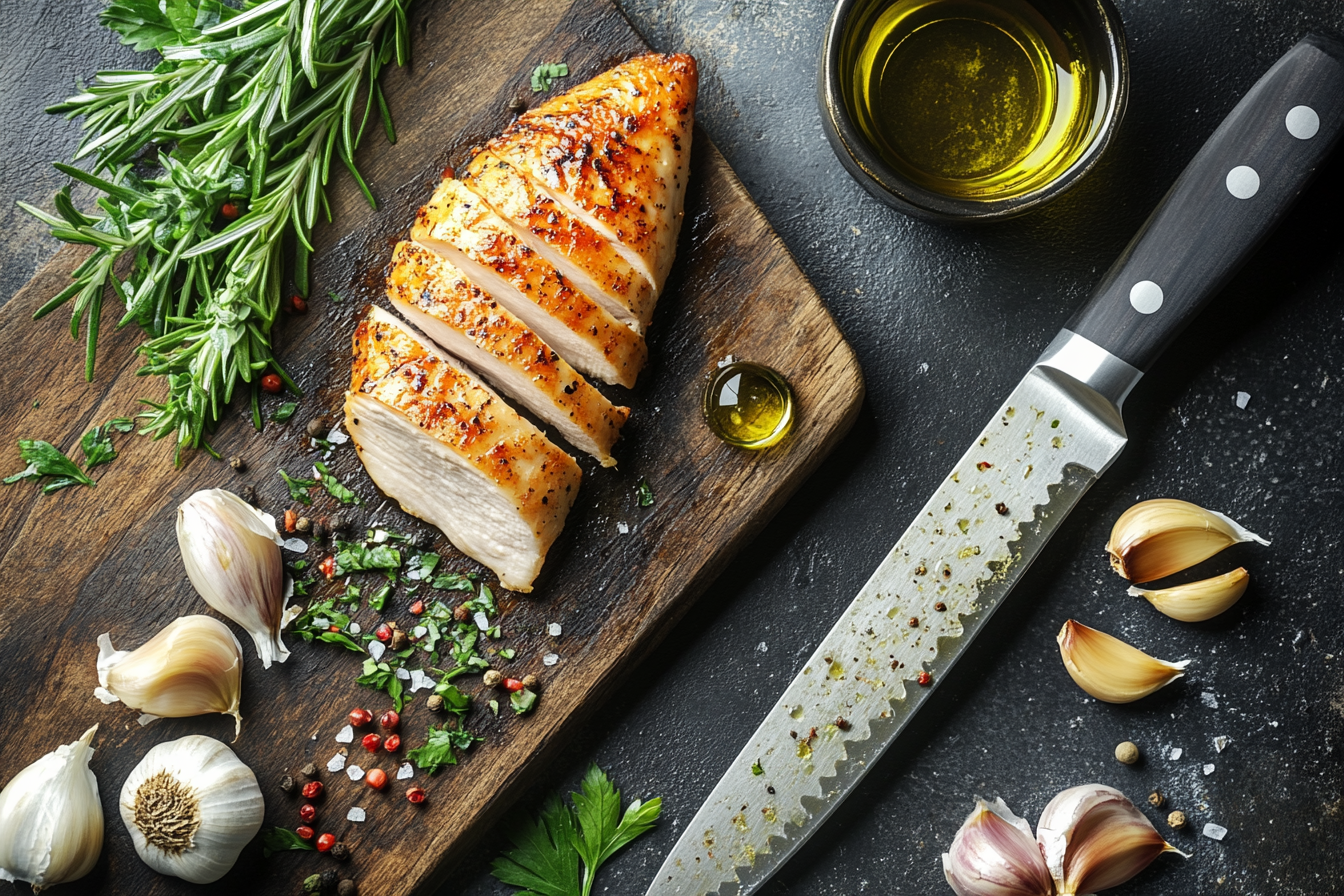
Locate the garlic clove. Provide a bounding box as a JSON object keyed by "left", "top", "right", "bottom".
{"left": 176, "top": 488, "right": 296, "bottom": 668}
{"left": 0, "top": 725, "right": 103, "bottom": 892}
{"left": 96, "top": 615, "right": 244, "bottom": 739}
{"left": 1037, "top": 784, "right": 1188, "bottom": 895}
{"left": 942, "top": 797, "right": 1053, "bottom": 896}
{"left": 1128, "top": 567, "right": 1250, "bottom": 622}
{"left": 1106, "top": 498, "right": 1268, "bottom": 583}
{"left": 120, "top": 734, "right": 264, "bottom": 884}
{"left": 1057, "top": 619, "right": 1189, "bottom": 703}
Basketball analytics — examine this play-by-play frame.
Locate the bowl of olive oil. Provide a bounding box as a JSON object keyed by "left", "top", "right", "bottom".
{"left": 820, "top": 0, "right": 1127, "bottom": 220}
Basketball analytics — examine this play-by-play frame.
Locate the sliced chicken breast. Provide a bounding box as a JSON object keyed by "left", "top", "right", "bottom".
{"left": 344, "top": 305, "right": 581, "bottom": 592}
{"left": 385, "top": 241, "right": 629, "bottom": 467}
{"left": 486, "top": 52, "right": 697, "bottom": 294}
{"left": 412, "top": 178, "right": 647, "bottom": 388}
{"left": 462, "top": 151, "right": 656, "bottom": 334}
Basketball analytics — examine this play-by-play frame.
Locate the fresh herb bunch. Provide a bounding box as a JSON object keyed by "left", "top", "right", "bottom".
{"left": 20, "top": 0, "right": 410, "bottom": 460}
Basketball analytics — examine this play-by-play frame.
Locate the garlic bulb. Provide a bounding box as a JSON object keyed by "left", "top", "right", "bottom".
{"left": 96, "top": 615, "right": 244, "bottom": 738}
{"left": 1129, "top": 567, "right": 1249, "bottom": 622}
{"left": 1057, "top": 619, "right": 1189, "bottom": 703}
{"left": 1036, "top": 784, "right": 1187, "bottom": 895}
{"left": 0, "top": 725, "right": 103, "bottom": 892}
{"left": 1106, "top": 498, "right": 1268, "bottom": 583}
{"left": 120, "top": 735, "right": 264, "bottom": 884}
{"left": 176, "top": 488, "right": 299, "bottom": 667}
{"left": 942, "top": 797, "right": 1053, "bottom": 896}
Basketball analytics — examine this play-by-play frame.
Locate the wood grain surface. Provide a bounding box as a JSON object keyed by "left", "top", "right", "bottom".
{"left": 0, "top": 2, "right": 861, "bottom": 895}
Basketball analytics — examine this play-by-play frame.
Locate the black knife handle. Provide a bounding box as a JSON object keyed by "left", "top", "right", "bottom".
{"left": 1067, "top": 33, "right": 1344, "bottom": 372}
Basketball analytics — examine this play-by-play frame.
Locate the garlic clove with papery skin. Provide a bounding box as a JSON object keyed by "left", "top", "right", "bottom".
{"left": 120, "top": 734, "right": 264, "bottom": 884}
{"left": 95, "top": 615, "right": 244, "bottom": 739}
{"left": 1106, "top": 498, "right": 1268, "bottom": 583}
{"left": 0, "top": 725, "right": 103, "bottom": 892}
{"left": 1037, "top": 784, "right": 1187, "bottom": 895}
{"left": 1057, "top": 619, "right": 1189, "bottom": 703}
{"left": 176, "top": 488, "right": 299, "bottom": 668}
{"left": 942, "top": 797, "right": 1053, "bottom": 896}
{"left": 1128, "top": 567, "right": 1250, "bottom": 622}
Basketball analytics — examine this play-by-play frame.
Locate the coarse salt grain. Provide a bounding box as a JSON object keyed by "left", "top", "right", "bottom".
{"left": 327, "top": 753, "right": 347, "bottom": 772}
{"left": 283, "top": 537, "right": 308, "bottom": 553}
{"left": 1235, "top": 391, "right": 1251, "bottom": 409}
{"left": 474, "top": 611, "right": 490, "bottom": 631}
{"left": 347, "top": 807, "right": 366, "bottom": 823}
{"left": 1214, "top": 735, "right": 1230, "bottom": 753}
{"left": 548, "top": 623, "right": 562, "bottom": 637}
{"left": 346, "top": 765, "right": 365, "bottom": 781}
{"left": 413, "top": 626, "right": 427, "bottom": 638}
{"left": 1203, "top": 822, "right": 1228, "bottom": 841}
{"left": 617, "top": 522, "right": 629, "bottom": 535}
{"left": 543, "top": 653, "right": 559, "bottom": 666}
{"left": 395, "top": 667, "right": 411, "bottom": 680}
{"left": 1169, "top": 747, "right": 1183, "bottom": 760}
{"left": 410, "top": 670, "right": 432, "bottom": 692}
{"left": 349, "top": 622, "right": 361, "bottom": 635}
{"left": 335, "top": 725, "right": 354, "bottom": 744}
{"left": 717, "top": 354, "right": 736, "bottom": 368}
{"left": 397, "top": 763, "right": 414, "bottom": 780}
{"left": 368, "top": 641, "right": 386, "bottom": 661}
{"left": 1203, "top": 764, "right": 1216, "bottom": 776}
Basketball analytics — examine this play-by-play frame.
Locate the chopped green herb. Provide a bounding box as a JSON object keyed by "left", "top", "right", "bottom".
{"left": 342, "top": 583, "right": 362, "bottom": 604}
{"left": 288, "top": 597, "right": 363, "bottom": 653}
{"left": 357, "top": 657, "right": 408, "bottom": 711}
{"left": 279, "top": 469, "right": 318, "bottom": 504}
{"left": 272, "top": 402, "right": 299, "bottom": 423}
{"left": 636, "top": 478, "right": 654, "bottom": 507}
{"left": 4, "top": 440, "right": 96, "bottom": 493}
{"left": 314, "top": 461, "right": 360, "bottom": 504}
{"left": 497, "top": 647, "right": 517, "bottom": 661}
{"left": 433, "top": 680, "right": 471, "bottom": 715}
{"left": 491, "top": 765, "right": 662, "bottom": 896}
{"left": 333, "top": 539, "right": 401, "bottom": 575}
{"left": 531, "top": 61, "right": 569, "bottom": 92}
{"left": 432, "top": 571, "right": 478, "bottom": 591}
{"left": 510, "top": 688, "right": 538, "bottom": 715}
{"left": 407, "top": 551, "right": 440, "bottom": 581}
{"left": 31, "top": 401, "right": 39, "bottom": 409}
{"left": 751, "top": 760, "right": 764, "bottom": 776}
{"left": 261, "top": 824, "right": 316, "bottom": 858}
{"left": 327, "top": 290, "right": 344, "bottom": 303}
{"left": 489, "top": 699, "right": 500, "bottom": 716}
{"left": 369, "top": 582, "right": 392, "bottom": 612}
{"left": 79, "top": 417, "right": 134, "bottom": 470}
{"left": 408, "top": 723, "right": 482, "bottom": 775}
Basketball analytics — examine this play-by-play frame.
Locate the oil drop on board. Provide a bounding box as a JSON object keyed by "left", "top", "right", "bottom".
{"left": 848, "top": 0, "right": 1106, "bottom": 200}
{"left": 703, "top": 362, "right": 795, "bottom": 449}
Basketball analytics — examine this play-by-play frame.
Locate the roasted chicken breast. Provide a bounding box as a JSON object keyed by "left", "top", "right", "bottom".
{"left": 412, "top": 178, "right": 647, "bottom": 388}
{"left": 385, "top": 241, "right": 629, "bottom": 467}
{"left": 485, "top": 52, "right": 697, "bottom": 294}
{"left": 462, "top": 151, "right": 656, "bottom": 334}
{"left": 344, "top": 305, "right": 581, "bottom": 592}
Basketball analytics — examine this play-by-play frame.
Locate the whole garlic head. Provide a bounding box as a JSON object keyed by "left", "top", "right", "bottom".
{"left": 176, "top": 488, "right": 298, "bottom": 668}
{"left": 120, "top": 735, "right": 264, "bottom": 884}
{"left": 942, "top": 797, "right": 1053, "bottom": 896}
{"left": 0, "top": 725, "right": 103, "bottom": 892}
{"left": 95, "top": 615, "right": 244, "bottom": 738}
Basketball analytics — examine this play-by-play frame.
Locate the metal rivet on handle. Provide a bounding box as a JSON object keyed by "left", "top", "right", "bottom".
{"left": 1225, "top": 165, "right": 1260, "bottom": 199}
{"left": 1129, "top": 280, "right": 1164, "bottom": 314}
{"left": 1285, "top": 105, "right": 1320, "bottom": 139}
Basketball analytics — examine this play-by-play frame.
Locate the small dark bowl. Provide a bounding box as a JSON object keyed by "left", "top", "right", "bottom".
{"left": 819, "top": 0, "right": 1130, "bottom": 222}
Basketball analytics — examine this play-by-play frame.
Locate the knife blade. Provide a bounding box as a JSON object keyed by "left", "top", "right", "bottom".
{"left": 646, "top": 33, "right": 1344, "bottom": 896}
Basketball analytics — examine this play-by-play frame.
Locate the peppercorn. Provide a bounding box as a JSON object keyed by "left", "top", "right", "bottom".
{"left": 312, "top": 521, "right": 327, "bottom": 542}
{"left": 307, "top": 416, "right": 331, "bottom": 438}
{"left": 296, "top": 825, "right": 315, "bottom": 841}
{"left": 229, "top": 455, "right": 246, "bottom": 472}
{"left": 361, "top": 733, "right": 382, "bottom": 753}
{"left": 329, "top": 842, "right": 351, "bottom": 862}
{"left": 349, "top": 708, "right": 373, "bottom": 727}
{"left": 508, "top": 97, "right": 526, "bottom": 113}
{"left": 374, "top": 623, "right": 392, "bottom": 642}
{"left": 916, "top": 671, "right": 933, "bottom": 687}
{"left": 291, "top": 295, "right": 309, "bottom": 314}
{"left": 406, "top": 785, "right": 426, "bottom": 804}
{"left": 301, "top": 763, "right": 318, "bottom": 779}
{"left": 321, "top": 871, "right": 339, "bottom": 891}
{"left": 280, "top": 774, "right": 295, "bottom": 794}
{"left": 316, "top": 832, "right": 336, "bottom": 852}
{"left": 296, "top": 516, "right": 312, "bottom": 533}
{"left": 240, "top": 484, "right": 259, "bottom": 506}
{"left": 908, "top": 617, "right": 919, "bottom": 627}
{"left": 328, "top": 512, "right": 350, "bottom": 531}
{"left": 303, "top": 873, "right": 323, "bottom": 894}
{"left": 337, "top": 880, "right": 358, "bottom": 896}
{"left": 379, "top": 710, "right": 400, "bottom": 730}
{"left": 390, "top": 629, "right": 409, "bottom": 651}
{"left": 934, "top": 602, "right": 947, "bottom": 612}
{"left": 1149, "top": 790, "right": 1165, "bottom": 809}
{"left": 441, "top": 165, "right": 456, "bottom": 179}
{"left": 1115, "top": 741, "right": 1140, "bottom": 765}
{"left": 995, "top": 502, "right": 1009, "bottom": 515}
{"left": 521, "top": 674, "right": 538, "bottom": 690}
{"left": 302, "top": 780, "right": 324, "bottom": 800}
{"left": 1167, "top": 810, "right": 1187, "bottom": 830}
{"left": 300, "top": 803, "right": 317, "bottom": 822}
{"left": 483, "top": 670, "right": 503, "bottom": 688}
{"left": 366, "top": 768, "right": 388, "bottom": 790}
{"left": 261, "top": 373, "right": 283, "bottom": 393}
{"left": 319, "top": 555, "right": 337, "bottom": 578}
{"left": 385, "top": 734, "right": 401, "bottom": 752}
{"left": 835, "top": 717, "right": 851, "bottom": 731}
{"left": 427, "top": 694, "right": 445, "bottom": 712}
{"left": 221, "top": 201, "right": 241, "bottom": 220}
{"left": 452, "top": 604, "right": 470, "bottom": 622}
{"left": 409, "top": 599, "right": 425, "bottom": 615}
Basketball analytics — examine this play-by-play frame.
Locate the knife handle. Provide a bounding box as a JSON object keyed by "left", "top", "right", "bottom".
{"left": 1066, "top": 33, "right": 1344, "bottom": 372}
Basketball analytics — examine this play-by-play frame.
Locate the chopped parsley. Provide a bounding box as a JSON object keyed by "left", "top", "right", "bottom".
{"left": 510, "top": 688, "right": 538, "bottom": 715}
{"left": 314, "top": 460, "right": 360, "bottom": 504}
{"left": 4, "top": 440, "right": 96, "bottom": 493}
{"left": 279, "top": 469, "right": 318, "bottom": 504}
{"left": 751, "top": 760, "right": 764, "bottom": 776}
{"left": 531, "top": 61, "right": 569, "bottom": 92}
{"left": 80, "top": 417, "right": 134, "bottom": 469}
{"left": 289, "top": 597, "right": 364, "bottom": 653}
{"left": 636, "top": 478, "right": 654, "bottom": 507}
{"left": 368, "top": 582, "right": 392, "bottom": 612}
{"left": 407, "top": 723, "right": 483, "bottom": 775}
{"left": 333, "top": 539, "right": 401, "bottom": 575}
{"left": 432, "top": 571, "right": 478, "bottom": 591}
{"left": 272, "top": 402, "right": 299, "bottom": 422}
{"left": 357, "top": 654, "right": 413, "bottom": 711}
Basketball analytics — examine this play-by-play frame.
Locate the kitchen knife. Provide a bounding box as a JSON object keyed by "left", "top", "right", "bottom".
{"left": 646, "top": 33, "right": 1344, "bottom": 896}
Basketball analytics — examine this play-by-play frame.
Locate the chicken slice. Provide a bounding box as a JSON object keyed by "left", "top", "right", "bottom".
{"left": 412, "top": 178, "right": 647, "bottom": 388}
{"left": 462, "top": 151, "right": 656, "bottom": 334}
{"left": 486, "top": 52, "right": 697, "bottom": 294}
{"left": 345, "top": 305, "right": 581, "bottom": 592}
{"left": 385, "top": 241, "right": 629, "bottom": 467}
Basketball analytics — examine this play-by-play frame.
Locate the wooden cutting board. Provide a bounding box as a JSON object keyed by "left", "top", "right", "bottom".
{"left": 0, "top": 1, "right": 862, "bottom": 893}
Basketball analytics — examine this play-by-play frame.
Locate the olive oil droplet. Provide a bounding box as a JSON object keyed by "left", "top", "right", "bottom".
{"left": 703, "top": 362, "right": 795, "bottom": 449}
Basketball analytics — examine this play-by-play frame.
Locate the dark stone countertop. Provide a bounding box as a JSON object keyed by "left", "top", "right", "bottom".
{"left": 3, "top": 2, "right": 1342, "bottom": 895}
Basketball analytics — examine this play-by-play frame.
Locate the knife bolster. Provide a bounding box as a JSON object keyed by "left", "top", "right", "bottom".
{"left": 1034, "top": 328, "right": 1142, "bottom": 432}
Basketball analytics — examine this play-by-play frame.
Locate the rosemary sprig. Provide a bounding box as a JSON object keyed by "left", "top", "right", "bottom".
{"left": 21, "top": 0, "right": 410, "bottom": 461}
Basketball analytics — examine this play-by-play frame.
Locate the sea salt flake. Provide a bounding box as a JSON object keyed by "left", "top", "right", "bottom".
{"left": 1203, "top": 822, "right": 1228, "bottom": 841}
{"left": 410, "top": 669, "right": 432, "bottom": 692}
{"left": 335, "top": 725, "right": 354, "bottom": 744}
{"left": 282, "top": 537, "right": 308, "bottom": 553}
{"left": 327, "top": 424, "right": 350, "bottom": 445}
{"left": 327, "top": 753, "right": 347, "bottom": 772}
{"left": 347, "top": 807, "right": 366, "bottom": 823}
{"left": 1201, "top": 691, "right": 1219, "bottom": 709}
{"left": 543, "top": 653, "right": 559, "bottom": 666}
{"left": 1169, "top": 747, "right": 1183, "bottom": 760}
{"left": 395, "top": 667, "right": 411, "bottom": 680}
{"left": 1203, "top": 763, "right": 1216, "bottom": 776}
{"left": 616, "top": 522, "right": 630, "bottom": 535}
{"left": 474, "top": 610, "right": 490, "bottom": 631}
{"left": 349, "top": 622, "right": 361, "bottom": 635}
{"left": 397, "top": 763, "right": 414, "bottom": 781}
{"left": 413, "top": 625, "right": 427, "bottom": 638}
{"left": 717, "top": 354, "right": 736, "bottom": 368}
{"left": 547, "top": 623, "right": 562, "bottom": 637}
{"left": 368, "top": 641, "right": 386, "bottom": 661}
{"left": 371, "top": 528, "right": 389, "bottom": 543}
{"left": 757, "top": 642, "right": 769, "bottom": 653}
{"left": 1235, "top": 391, "right": 1251, "bottom": 409}
{"left": 346, "top": 765, "right": 365, "bottom": 781}
{"left": 1214, "top": 735, "right": 1230, "bottom": 753}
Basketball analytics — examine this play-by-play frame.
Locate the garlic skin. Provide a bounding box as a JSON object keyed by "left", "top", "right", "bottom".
{"left": 1057, "top": 619, "right": 1189, "bottom": 703}
{"left": 942, "top": 797, "right": 1053, "bottom": 896}
{"left": 96, "top": 615, "right": 244, "bottom": 738}
{"left": 0, "top": 725, "right": 103, "bottom": 892}
{"left": 1128, "top": 567, "right": 1250, "bottom": 622}
{"left": 176, "top": 488, "right": 299, "bottom": 668}
{"left": 1037, "top": 784, "right": 1187, "bottom": 895}
{"left": 120, "top": 735, "right": 264, "bottom": 884}
{"left": 1106, "top": 498, "right": 1268, "bottom": 583}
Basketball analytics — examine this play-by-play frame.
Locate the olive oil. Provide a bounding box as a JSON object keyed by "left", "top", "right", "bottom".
{"left": 703, "top": 362, "right": 795, "bottom": 449}
{"left": 848, "top": 0, "right": 1104, "bottom": 200}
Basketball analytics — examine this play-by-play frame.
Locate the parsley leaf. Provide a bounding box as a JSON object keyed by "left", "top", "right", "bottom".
{"left": 751, "top": 759, "right": 764, "bottom": 776}
{"left": 357, "top": 657, "right": 409, "bottom": 711}
{"left": 407, "top": 723, "right": 482, "bottom": 775}
{"left": 431, "top": 571, "right": 478, "bottom": 591}
{"left": 492, "top": 766, "right": 662, "bottom": 896}
{"left": 260, "top": 824, "right": 316, "bottom": 858}
{"left": 279, "top": 469, "right": 318, "bottom": 504}
{"left": 80, "top": 417, "right": 134, "bottom": 470}
{"left": 272, "top": 401, "right": 299, "bottom": 422}
{"left": 4, "top": 440, "right": 96, "bottom": 493}
{"left": 531, "top": 62, "right": 569, "bottom": 92}
{"left": 333, "top": 539, "right": 401, "bottom": 575}
{"left": 314, "top": 460, "right": 360, "bottom": 504}
{"left": 510, "top": 688, "right": 538, "bottom": 715}
{"left": 636, "top": 478, "right": 654, "bottom": 507}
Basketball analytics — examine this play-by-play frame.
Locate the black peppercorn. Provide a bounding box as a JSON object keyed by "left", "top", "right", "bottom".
{"left": 337, "top": 881, "right": 358, "bottom": 896}
{"left": 321, "top": 870, "right": 339, "bottom": 891}
{"left": 301, "top": 762, "right": 318, "bottom": 779}
{"left": 329, "top": 842, "right": 351, "bottom": 862}
{"left": 229, "top": 455, "right": 246, "bottom": 472}
{"left": 280, "top": 774, "right": 295, "bottom": 793}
